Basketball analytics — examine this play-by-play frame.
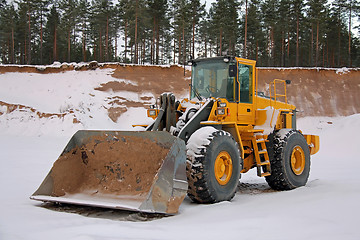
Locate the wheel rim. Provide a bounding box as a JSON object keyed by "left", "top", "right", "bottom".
{"left": 214, "top": 151, "right": 233, "bottom": 185}
{"left": 291, "top": 146, "right": 305, "bottom": 175}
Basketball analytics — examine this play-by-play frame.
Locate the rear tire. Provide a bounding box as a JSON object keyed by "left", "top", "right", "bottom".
{"left": 265, "top": 129, "right": 310, "bottom": 190}
{"left": 186, "top": 129, "right": 242, "bottom": 203}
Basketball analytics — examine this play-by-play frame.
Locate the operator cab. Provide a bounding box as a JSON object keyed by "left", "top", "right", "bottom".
{"left": 190, "top": 56, "right": 254, "bottom": 104}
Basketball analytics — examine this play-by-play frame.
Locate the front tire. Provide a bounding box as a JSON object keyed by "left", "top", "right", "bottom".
{"left": 186, "top": 128, "right": 242, "bottom": 203}
{"left": 265, "top": 129, "right": 311, "bottom": 190}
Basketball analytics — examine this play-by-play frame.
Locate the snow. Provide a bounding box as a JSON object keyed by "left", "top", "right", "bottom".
{"left": 0, "top": 68, "right": 127, "bottom": 114}
{"left": 186, "top": 126, "right": 217, "bottom": 159}
{"left": 335, "top": 67, "right": 350, "bottom": 75}
{"left": 0, "top": 68, "right": 153, "bottom": 135}
{"left": 1, "top": 68, "right": 360, "bottom": 240}
{"left": 254, "top": 106, "right": 280, "bottom": 135}
{"left": 258, "top": 66, "right": 360, "bottom": 74}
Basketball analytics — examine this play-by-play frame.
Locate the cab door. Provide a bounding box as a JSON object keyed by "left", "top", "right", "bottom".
{"left": 236, "top": 58, "right": 256, "bottom": 124}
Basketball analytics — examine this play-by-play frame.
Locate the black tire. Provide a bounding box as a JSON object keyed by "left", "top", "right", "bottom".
{"left": 186, "top": 129, "right": 242, "bottom": 203}
{"left": 265, "top": 129, "right": 311, "bottom": 190}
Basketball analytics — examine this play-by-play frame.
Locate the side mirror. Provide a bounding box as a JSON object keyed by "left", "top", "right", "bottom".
{"left": 229, "top": 65, "right": 237, "bottom": 78}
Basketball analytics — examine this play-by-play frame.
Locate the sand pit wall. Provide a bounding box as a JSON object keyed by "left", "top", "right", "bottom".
{"left": 257, "top": 68, "right": 360, "bottom": 117}
{"left": 1, "top": 63, "right": 359, "bottom": 119}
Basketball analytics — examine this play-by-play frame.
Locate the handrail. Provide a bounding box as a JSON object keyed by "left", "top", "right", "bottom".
{"left": 269, "top": 79, "right": 288, "bottom": 107}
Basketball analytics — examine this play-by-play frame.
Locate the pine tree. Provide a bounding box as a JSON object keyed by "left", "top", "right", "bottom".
{"left": 148, "top": 0, "right": 171, "bottom": 64}
{"left": 242, "top": 0, "right": 266, "bottom": 64}
{"left": 172, "top": 0, "right": 191, "bottom": 64}
{"left": 118, "top": 0, "right": 148, "bottom": 64}
{"left": 43, "top": 5, "right": 61, "bottom": 63}
{"left": 344, "top": 0, "right": 360, "bottom": 66}
{"left": 58, "top": 0, "right": 78, "bottom": 62}
{"left": 198, "top": 13, "right": 211, "bottom": 58}
{"left": 307, "top": 0, "right": 328, "bottom": 66}
{"left": 330, "top": 0, "right": 347, "bottom": 66}
{"left": 291, "top": 0, "right": 305, "bottom": 66}
{"left": 261, "top": 0, "right": 279, "bottom": 65}
{"left": 188, "top": 0, "right": 205, "bottom": 59}
{"left": 0, "top": 2, "right": 17, "bottom": 63}
{"left": 209, "top": 0, "right": 240, "bottom": 56}
{"left": 33, "top": 0, "right": 50, "bottom": 64}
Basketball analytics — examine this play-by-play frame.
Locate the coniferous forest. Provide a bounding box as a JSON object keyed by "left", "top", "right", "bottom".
{"left": 0, "top": 0, "right": 360, "bottom": 67}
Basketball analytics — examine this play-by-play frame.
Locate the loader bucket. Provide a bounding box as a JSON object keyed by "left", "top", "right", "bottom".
{"left": 30, "top": 130, "right": 188, "bottom": 214}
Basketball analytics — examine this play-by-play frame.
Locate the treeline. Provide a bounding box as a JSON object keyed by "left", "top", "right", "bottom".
{"left": 0, "top": 0, "right": 360, "bottom": 67}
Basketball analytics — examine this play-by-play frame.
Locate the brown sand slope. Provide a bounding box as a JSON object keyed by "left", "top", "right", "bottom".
{"left": 0, "top": 63, "right": 359, "bottom": 120}
{"left": 257, "top": 68, "right": 360, "bottom": 117}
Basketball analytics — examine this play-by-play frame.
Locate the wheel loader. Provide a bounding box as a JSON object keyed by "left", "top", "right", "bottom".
{"left": 31, "top": 56, "right": 319, "bottom": 214}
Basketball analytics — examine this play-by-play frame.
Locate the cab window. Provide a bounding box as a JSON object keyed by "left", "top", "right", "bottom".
{"left": 238, "top": 63, "right": 253, "bottom": 103}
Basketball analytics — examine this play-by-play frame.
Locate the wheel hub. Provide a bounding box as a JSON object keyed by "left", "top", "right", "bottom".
{"left": 291, "top": 146, "right": 305, "bottom": 175}
{"left": 214, "top": 151, "right": 233, "bottom": 185}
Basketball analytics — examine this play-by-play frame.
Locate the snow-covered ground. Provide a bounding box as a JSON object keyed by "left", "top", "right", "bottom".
{"left": 1, "top": 115, "right": 359, "bottom": 240}
{"left": 1, "top": 69, "right": 360, "bottom": 240}
{"left": 0, "top": 68, "right": 154, "bottom": 136}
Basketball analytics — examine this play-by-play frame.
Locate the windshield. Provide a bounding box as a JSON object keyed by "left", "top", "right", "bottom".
{"left": 191, "top": 59, "right": 235, "bottom": 101}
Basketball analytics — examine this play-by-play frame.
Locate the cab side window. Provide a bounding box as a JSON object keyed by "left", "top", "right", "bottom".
{"left": 238, "top": 64, "right": 253, "bottom": 103}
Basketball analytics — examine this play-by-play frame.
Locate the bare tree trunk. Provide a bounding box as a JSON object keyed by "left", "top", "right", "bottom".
{"left": 68, "top": 30, "right": 71, "bottom": 62}
{"left": 27, "top": 7, "right": 31, "bottom": 64}
{"left": 178, "top": 34, "right": 181, "bottom": 63}
{"left": 229, "top": 39, "right": 232, "bottom": 56}
{"left": 287, "top": 32, "right": 290, "bottom": 66}
{"left": 82, "top": 23, "right": 86, "bottom": 62}
{"left": 53, "top": 25, "right": 57, "bottom": 61}
{"left": 310, "top": 25, "right": 313, "bottom": 66}
{"left": 281, "top": 32, "right": 284, "bottom": 66}
{"left": 338, "top": 26, "right": 341, "bottom": 66}
{"left": 24, "top": 36, "right": 27, "bottom": 64}
{"left": 315, "top": 21, "right": 319, "bottom": 67}
{"left": 256, "top": 41, "right": 258, "bottom": 63}
{"left": 134, "top": 0, "right": 138, "bottom": 64}
{"left": 270, "top": 27, "right": 274, "bottom": 65}
{"left": 244, "top": 0, "right": 248, "bottom": 58}
{"left": 106, "top": 16, "right": 109, "bottom": 61}
{"left": 99, "top": 30, "right": 102, "bottom": 62}
{"left": 204, "top": 36, "right": 207, "bottom": 58}
{"left": 182, "top": 25, "right": 185, "bottom": 64}
{"left": 327, "top": 41, "right": 329, "bottom": 67}
{"left": 156, "top": 23, "right": 160, "bottom": 64}
{"left": 40, "top": 14, "right": 43, "bottom": 64}
{"left": 219, "top": 28, "right": 222, "bottom": 56}
{"left": 296, "top": 13, "right": 299, "bottom": 66}
{"left": 115, "top": 34, "right": 117, "bottom": 61}
{"left": 11, "top": 27, "right": 14, "bottom": 63}
{"left": 142, "top": 39, "right": 146, "bottom": 64}
{"left": 192, "top": 19, "right": 195, "bottom": 59}
{"left": 173, "top": 38, "right": 176, "bottom": 64}
{"left": 134, "top": 16, "right": 138, "bottom": 63}
{"left": 125, "top": 19, "right": 128, "bottom": 62}
{"left": 322, "top": 45, "right": 325, "bottom": 66}
{"left": 151, "top": 17, "right": 155, "bottom": 64}
{"left": 348, "top": 2, "right": 352, "bottom": 67}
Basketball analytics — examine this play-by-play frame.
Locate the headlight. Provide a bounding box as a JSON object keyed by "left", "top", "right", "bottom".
{"left": 217, "top": 108, "right": 226, "bottom": 115}
{"left": 148, "top": 110, "right": 157, "bottom": 116}
{"left": 218, "top": 102, "right": 227, "bottom": 108}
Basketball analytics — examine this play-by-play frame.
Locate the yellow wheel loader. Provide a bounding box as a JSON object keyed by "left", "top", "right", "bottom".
{"left": 31, "top": 57, "right": 319, "bottom": 214}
